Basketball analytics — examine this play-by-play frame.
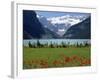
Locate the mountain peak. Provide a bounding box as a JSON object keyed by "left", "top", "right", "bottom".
{"left": 47, "top": 14, "right": 88, "bottom": 26}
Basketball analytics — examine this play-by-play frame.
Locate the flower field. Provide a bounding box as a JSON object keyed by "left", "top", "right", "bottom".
{"left": 23, "top": 47, "right": 91, "bottom": 69}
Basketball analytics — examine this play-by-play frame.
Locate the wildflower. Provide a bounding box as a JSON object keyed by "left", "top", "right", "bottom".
{"left": 53, "top": 60, "right": 61, "bottom": 66}
{"left": 39, "top": 59, "right": 48, "bottom": 68}
{"left": 64, "top": 56, "right": 71, "bottom": 63}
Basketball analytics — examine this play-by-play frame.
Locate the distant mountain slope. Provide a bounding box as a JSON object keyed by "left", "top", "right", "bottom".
{"left": 38, "top": 14, "right": 88, "bottom": 37}
{"left": 63, "top": 17, "right": 91, "bottom": 39}
{"left": 23, "top": 10, "right": 59, "bottom": 39}
{"left": 37, "top": 15, "right": 60, "bottom": 37}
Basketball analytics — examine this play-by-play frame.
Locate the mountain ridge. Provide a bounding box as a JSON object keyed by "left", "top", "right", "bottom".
{"left": 38, "top": 14, "right": 89, "bottom": 36}
{"left": 63, "top": 16, "right": 91, "bottom": 39}
{"left": 23, "top": 10, "right": 91, "bottom": 39}
{"left": 23, "top": 10, "right": 60, "bottom": 39}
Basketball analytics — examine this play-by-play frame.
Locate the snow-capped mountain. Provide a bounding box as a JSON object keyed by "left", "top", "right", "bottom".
{"left": 47, "top": 15, "right": 87, "bottom": 26}
{"left": 37, "top": 14, "right": 89, "bottom": 36}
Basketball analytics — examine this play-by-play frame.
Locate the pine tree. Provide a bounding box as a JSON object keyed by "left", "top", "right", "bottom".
{"left": 37, "top": 40, "right": 41, "bottom": 48}
{"left": 28, "top": 41, "right": 32, "bottom": 48}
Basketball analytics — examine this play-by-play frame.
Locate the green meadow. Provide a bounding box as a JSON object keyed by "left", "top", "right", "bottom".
{"left": 23, "top": 47, "right": 91, "bottom": 69}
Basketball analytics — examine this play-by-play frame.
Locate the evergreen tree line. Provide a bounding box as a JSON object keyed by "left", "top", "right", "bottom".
{"left": 26, "top": 40, "right": 90, "bottom": 48}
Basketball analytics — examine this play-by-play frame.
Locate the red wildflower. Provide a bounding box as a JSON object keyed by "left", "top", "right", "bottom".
{"left": 64, "top": 56, "right": 71, "bottom": 63}
{"left": 53, "top": 60, "right": 61, "bottom": 66}
{"left": 39, "top": 59, "right": 48, "bottom": 68}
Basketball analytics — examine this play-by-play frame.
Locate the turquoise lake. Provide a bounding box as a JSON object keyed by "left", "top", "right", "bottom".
{"left": 23, "top": 39, "right": 90, "bottom": 46}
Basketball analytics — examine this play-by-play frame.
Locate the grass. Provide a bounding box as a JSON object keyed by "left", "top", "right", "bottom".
{"left": 23, "top": 47, "right": 91, "bottom": 69}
